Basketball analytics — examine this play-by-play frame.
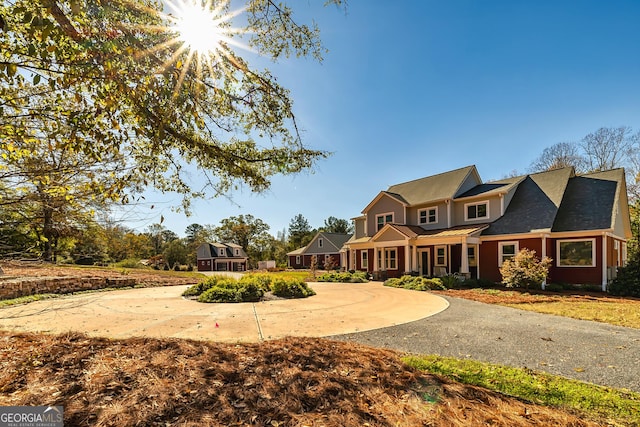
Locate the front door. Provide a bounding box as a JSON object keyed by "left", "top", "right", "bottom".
{"left": 418, "top": 249, "right": 430, "bottom": 276}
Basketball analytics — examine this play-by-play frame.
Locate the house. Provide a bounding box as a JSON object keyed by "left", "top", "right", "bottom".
{"left": 196, "top": 242, "right": 248, "bottom": 272}
{"left": 287, "top": 232, "right": 353, "bottom": 269}
{"left": 343, "top": 165, "right": 632, "bottom": 290}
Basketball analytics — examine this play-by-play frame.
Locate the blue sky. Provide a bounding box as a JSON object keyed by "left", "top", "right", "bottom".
{"left": 123, "top": 0, "right": 640, "bottom": 237}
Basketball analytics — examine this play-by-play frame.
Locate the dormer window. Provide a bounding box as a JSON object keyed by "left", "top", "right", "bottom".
{"left": 465, "top": 201, "right": 489, "bottom": 221}
{"left": 376, "top": 213, "right": 394, "bottom": 231}
{"left": 418, "top": 207, "right": 438, "bottom": 225}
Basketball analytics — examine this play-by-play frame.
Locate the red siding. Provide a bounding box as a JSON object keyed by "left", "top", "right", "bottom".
{"left": 548, "top": 237, "right": 602, "bottom": 285}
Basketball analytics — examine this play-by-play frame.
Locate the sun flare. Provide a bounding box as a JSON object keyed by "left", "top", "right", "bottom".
{"left": 172, "top": 1, "right": 224, "bottom": 54}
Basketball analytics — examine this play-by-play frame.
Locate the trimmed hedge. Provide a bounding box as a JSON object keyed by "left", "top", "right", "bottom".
{"left": 316, "top": 271, "right": 368, "bottom": 283}
{"left": 270, "top": 278, "right": 316, "bottom": 298}
{"left": 183, "top": 274, "right": 314, "bottom": 302}
{"left": 384, "top": 275, "right": 445, "bottom": 291}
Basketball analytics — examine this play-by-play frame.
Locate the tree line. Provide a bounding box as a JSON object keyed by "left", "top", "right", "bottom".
{"left": 0, "top": 211, "right": 352, "bottom": 269}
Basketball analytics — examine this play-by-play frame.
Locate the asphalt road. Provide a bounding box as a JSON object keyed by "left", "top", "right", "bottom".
{"left": 332, "top": 296, "right": 640, "bottom": 392}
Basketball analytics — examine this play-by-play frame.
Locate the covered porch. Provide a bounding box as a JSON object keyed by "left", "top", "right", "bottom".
{"left": 348, "top": 223, "right": 488, "bottom": 279}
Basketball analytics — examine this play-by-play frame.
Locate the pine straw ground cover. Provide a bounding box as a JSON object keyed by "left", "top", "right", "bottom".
{"left": 0, "top": 331, "right": 604, "bottom": 427}
{"left": 0, "top": 261, "right": 201, "bottom": 287}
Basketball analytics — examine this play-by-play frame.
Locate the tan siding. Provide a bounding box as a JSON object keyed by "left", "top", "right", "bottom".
{"left": 452, "top": 196, "right": 501, "bottom": 226}
{"left": 406, "top": 202, "right": 447, "bottom": 229}
{"left": 366, "top": 195, "right": 404, "bottom": 236}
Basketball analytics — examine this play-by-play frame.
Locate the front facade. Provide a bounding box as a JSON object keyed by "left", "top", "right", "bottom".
{"left": 344, "top": 165, "right": 632, "bottom": 290}
{"left": 196, "top": 242, "right": 248, "bottom": 272}
{"left": 287, "top": 232, "right": 353, "bottom": 269}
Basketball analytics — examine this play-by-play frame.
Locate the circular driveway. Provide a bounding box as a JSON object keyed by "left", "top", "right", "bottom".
{"left": 0, "top": 282, "right": 448, "bottom": 342}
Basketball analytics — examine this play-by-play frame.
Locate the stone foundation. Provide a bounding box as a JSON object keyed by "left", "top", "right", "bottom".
{"left": 0, "top": 276, "right": 137, "bottom": 300}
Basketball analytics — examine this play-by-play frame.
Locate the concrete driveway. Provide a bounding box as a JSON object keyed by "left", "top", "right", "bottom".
{"left": 0, "top": 282, "right": 448, "bottom": 342}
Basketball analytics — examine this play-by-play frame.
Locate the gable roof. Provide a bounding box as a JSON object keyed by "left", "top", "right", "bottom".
{"left": 482, "top": 167, "right": 575, "bottom": 235}
{"left": 377, "top": 165, "right": 480, "bottom": 208}
{"left": 286, "top": 232, "right": 353, "bottom": 256}
{"left": 197, "top": 242, "right": 248, "bottom": 259}
{"left": 552, "top": 168, "right": 624, "bottom": 232}
{"left": 373, "top": 223, "right": 490, "bottom": 241}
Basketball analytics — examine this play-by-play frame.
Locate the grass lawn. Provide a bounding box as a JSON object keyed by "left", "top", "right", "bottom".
{"left": 404, "top": 354, "right": 640, "bottom": 425}
{"left": 439, "top": 288, "right": 640, "bottom": 329}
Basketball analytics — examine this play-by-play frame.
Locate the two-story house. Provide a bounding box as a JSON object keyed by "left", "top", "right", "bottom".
{"left": 288, "top": 232, "right": 353, "bottom": 269}
{"left": 343, "top": 165, "right": 632, "bottom": 290}
{"left": 196, "top": 242, "right": 248, "bottom": 272}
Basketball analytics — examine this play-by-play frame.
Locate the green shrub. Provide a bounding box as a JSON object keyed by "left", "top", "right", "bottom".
{"left": 384, "top": 275, "right": 445, "bottom": 291}
{"left": 439, "top": 274, "right": 460, "bottom": 289}
{"left": 271, "top": 278, "right": 316, "bottom": 298}
{"left": 182, "top": 275, "right": 227, "bottom": 297}
{"left": 239, "top": 273, "right": 272, "bottom": 291}
{"left": 238, "top": 282, "right": 264, "bottom": 302}
{"left": 500, "top": 249, "right": 551, "bottom": 289}
{"left": 608, "top": 256, "right": 640, "bottom": 297}
{"left": 316, "top": 271, "right": 368, "bottom": 283}
{"left": 198, "top": 286, "right": 241, "bottom": 303}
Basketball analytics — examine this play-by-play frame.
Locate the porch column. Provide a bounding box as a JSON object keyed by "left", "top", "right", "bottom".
{"left": 403, "top": 245, "right": 409, "bottom": 273}
{"left": 373, "top": 248, "right": 379, "bottom": 272}
{"left": 460, "top": 240, "right": 469, "bottom": 274}
{"left": 602, "top": 235, "right": 607, "bottom": 291}
{"left": 412, "top": 245, "right": 418, "bottom": 272}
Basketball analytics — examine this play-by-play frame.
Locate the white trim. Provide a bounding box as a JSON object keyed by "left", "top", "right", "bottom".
{"left": 418, "top": 206, "right": 438, "bottom": 225}
{"left": 435, "top": 245, "right": 447, "bottom": 266}
{"left": 498, "top": 241, "right": 519, "bottom": 266}
{"left": 464, "top": 200, "right": 490, "bottom": 221}
{"left": 602, "top": 235, "right": 607, "bottom": 290}
{"left": 375, "top": 212, "right": 394, "bottom": 231}
{"left": 360, "top": 250, "right": 368, "bottom": 270}
{"left": 384, "top": 247, "right": 398, "bottom": 270}
{"left": 417, "top": 248, "right": 431, "bottom": 276}
{"left": 556, "top": 238, "right": 596, "bottom": 268}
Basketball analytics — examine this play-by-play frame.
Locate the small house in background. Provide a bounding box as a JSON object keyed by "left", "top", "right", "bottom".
{"left": 287, "top": 232, "right": 353, "bottom": 270}
{"left": 196, "top": 242, "right": 248, "bottom": 272}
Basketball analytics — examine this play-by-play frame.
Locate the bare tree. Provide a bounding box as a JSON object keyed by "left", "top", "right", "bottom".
{"left": 528, "top": 142, "right": 586, "bottom": 173}
{"left": 581, "top": 126, "right": 635, "bottom": 172}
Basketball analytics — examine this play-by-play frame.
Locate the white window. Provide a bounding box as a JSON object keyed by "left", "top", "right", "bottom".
{"left": 384, "top": 248, "right": 397, "bottom": 270}
{"left": 296, "top": 255, "right": 301, "bottom": 265}
{"left": 435, "top": 246, "right": 447, "bottom": 266}
{"left": 465, "top": 201, "right": 489, "bottom": 221}
{"left": 219, "top": 248, "right": 225, "bottom": 256}
{"left": 418, "top": 207, "right": 438, "bottom": 225}
{"left": 498, "top": 241, "right": 519, "bottom": 266}
{"left": 377, "top": 249, "right": 383, "bottom": 269}
{"left": 235, "top": 249, "right": 239, "bottom": 256}
{"left": 376, "top": 213, "right": 394, "bottom": 231}
{"left": 318, "top": 238, "right": 323, "bottom": 248}
{"left": 361, "top": 251, "right": 368, "bottom": 269}
{"left": 557, "top": 239, "right": 596, "bottom": 267}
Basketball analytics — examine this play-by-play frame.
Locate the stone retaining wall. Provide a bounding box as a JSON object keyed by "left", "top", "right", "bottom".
{"left": 0, "top": 276, "right": 137, "bottom": 300}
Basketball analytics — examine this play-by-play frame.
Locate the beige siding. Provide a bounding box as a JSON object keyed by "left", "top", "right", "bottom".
{"left": 406, "top": 202, "right": 447, "bottom": 229}
{"left": 452, "top": 196, "right": 501, "bottom": 226}
{"left": 354, "top": 218, "right": 366, "bottom": 239}
{"left": 366, "top": 195, "right": 404, "bottom": 236}
{"left": 455, "top": 171, "right": 482, "bottom": 196}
